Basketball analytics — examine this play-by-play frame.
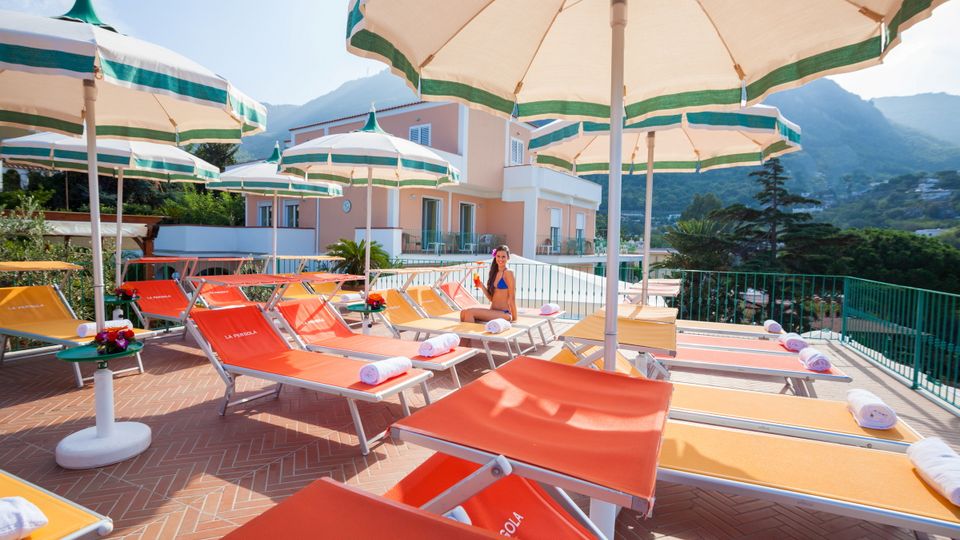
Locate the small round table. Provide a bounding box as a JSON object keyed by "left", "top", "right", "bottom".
{"left": 103, "top": 294, "right": 139, "bottom": 321}
{"left": 54, "top": 342, "right": 151, "bottom": 469}
{"left": 346, "top": 303, "right": 386, "bottom": 335}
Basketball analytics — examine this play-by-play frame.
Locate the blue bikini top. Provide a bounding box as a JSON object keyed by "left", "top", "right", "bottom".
{"left": 496, "top": 276, "right": 508, "bottom": 289}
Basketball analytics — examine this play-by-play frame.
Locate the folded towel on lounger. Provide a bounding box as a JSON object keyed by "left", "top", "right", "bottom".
{"left": 484, "top": 318, "right": 512, "bottom": 334}
{"left": 359, "top": 356, "right": 412, "bottom": 385}
{"left": 763, "top": 319, "right": 782, "bottom": 333}
{"left": 0, "top": 496, "right": 48, "bottom": 540}
{"left": 77, "top": 319, "right": 133, "bottom": 338}
{"left": 907, "top": 437, "right": 960, "bottom": 506}
{"left": 418, "top": 333, "right": 460, "bottom": 357}
{"left": 336, "top": 293, "right": 363, "bottom": 303}
{"left": 798, "top": 347, "right": 831, "bottom": 372}
{"left": 540, "top": 303, "right": 561, "bottom": 315}
{"left": 778, "top": 332, "right": 808, "bottom": 352}
{"left": 846, "top": 389, "right": 897, "bottom": 429}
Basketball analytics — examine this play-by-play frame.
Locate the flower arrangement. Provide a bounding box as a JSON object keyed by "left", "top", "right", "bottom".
{"left": 114, "top": 287, "right": 139, "bottom": 301}
{"left": 93, "top": 327, "right": 137, "bottom": 355}
{"left": 366, "top": 292, "right": 386, "bottom": 310}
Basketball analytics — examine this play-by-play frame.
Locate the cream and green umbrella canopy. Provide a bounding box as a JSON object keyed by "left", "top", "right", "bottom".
{"left": 281, "top": 108, "right": 459, "bottom": 298}
{"left": 210, "top": 144, "right": 343, "bottom": 269}
{"left": 345, "top": 0, "right": 948, "bottom": 388}
{"left": 530, "top": 106, "right": 801, "bottom": 300}
{"left": 1, "top": 131, "right": 220, "bottom": 287}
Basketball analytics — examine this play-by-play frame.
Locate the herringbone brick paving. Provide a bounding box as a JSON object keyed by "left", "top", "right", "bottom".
{"left": 1, "top": 322, "right": 958, "bottom": 539}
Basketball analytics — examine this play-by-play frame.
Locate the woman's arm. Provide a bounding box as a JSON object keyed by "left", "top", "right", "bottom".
{"left": 505, "top": 270, "right": 518, "bottom": 322}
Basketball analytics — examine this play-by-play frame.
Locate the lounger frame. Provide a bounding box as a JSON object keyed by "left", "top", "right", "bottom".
{"left": 0, "top": 284, "right": 151, "bottom": 387}
{"left": 677, "top": 319, "right": 782, "bottom": 339}
{"left": 272, "top": 298, "right": 478, "bottom": 388}
{"left": 186, "top": 310, "right": 432, "bottom": 455}
{"left": 1, "top": 469, "right": 113, "bottom": 539}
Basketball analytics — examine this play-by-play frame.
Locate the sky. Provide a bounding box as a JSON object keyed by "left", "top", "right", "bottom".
{"left": 2, "top": 0, "right": 958, "bottom": 105}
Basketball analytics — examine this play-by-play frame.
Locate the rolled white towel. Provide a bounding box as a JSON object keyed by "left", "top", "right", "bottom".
{"left": 442, "top": 506, "right": 472, "bottom": 525}
{"left": 907, "top": 437, "right": 960, "bottom": 506}
{"left": 798, "top": 347, "right": 831, "bottom": 372}
{"left": 540, "top": 303, "right": 561, "bottom": 315}
{"left": 336, "top": 293, "right": 363, "bottom": 303}
{"left": 77, "top": 319, "right": 133, "bottom": 338}
{"left": 846, "top": 389, "right": 897, "bottom": 429}
{"left": 0, "top": 496, "right": 48, "bottom": 540}
{"left": 778, "top": 332, "right": 808, "bottom": 352}
{"left": 484, "top": 318, "right": 512, "bottom": 334}
{"left": 763, "top": 319, "right": 783, "bottom": 333}
{"left": 418, "top": 333, "right": 460, "bottom": 357}
{"left": 359, "top": 356, "right": 413, "bottom": 385}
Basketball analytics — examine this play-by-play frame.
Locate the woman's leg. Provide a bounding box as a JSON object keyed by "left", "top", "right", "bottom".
{"left": 462, "top": 308, "right": 511, "bottom": 324}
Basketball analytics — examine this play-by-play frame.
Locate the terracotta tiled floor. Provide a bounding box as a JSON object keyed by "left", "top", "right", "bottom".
{"left": 1, "top": 322, "right": 958, "bottom": 539}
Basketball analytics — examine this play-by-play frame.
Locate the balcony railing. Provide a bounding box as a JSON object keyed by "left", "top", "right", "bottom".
{"left": 535, "top": 234, "right": 594, "bottom": 256}
{"left": 401, "top": 230, "right": 507, "bottom": 255}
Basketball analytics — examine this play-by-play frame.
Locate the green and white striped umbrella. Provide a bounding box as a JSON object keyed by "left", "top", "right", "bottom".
{"left": 344, "top": 0, "right": 947, "bottom": 394}
{"left": 281, "top": 108, "right": 459, "bottom": 297}
{"left": 530, "top": 105, "right": 801, "bottom": 300}
{"left": 0, "top": 0, "right": 266, "bottom": 339}
{"left": 1, "top": 131, "right": 220, "bottom": 286}
{"left": 211, "top": 144, "right": 343, "bottom": 267}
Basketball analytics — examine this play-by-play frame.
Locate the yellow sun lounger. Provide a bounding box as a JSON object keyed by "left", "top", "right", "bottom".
{"left": 0, "top": 469, "right": 112, "bottom": 539}
{"left": 561, "top": 306, "right": 678, "bottom": 357}
{"left": 0, "top": 285, "right": 154, "bottom": 387}
{"left": 403, "top": 285, "right": 552, "bottom": 346}
{"left": 376, "top": 289, "right": 532, "bottom": 369}
{"left": 549, "top": 349, "right": 920, "bottom": 452}
{"left": 677, "top": 318, "right": 784, "bottom": 339}
{"left": 658, "top": 421, "right": 960, "bottom": 538}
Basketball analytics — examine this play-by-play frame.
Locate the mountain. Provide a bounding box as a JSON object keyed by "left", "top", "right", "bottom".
{"left": 872, "top": 93, "right": 960, "bottom": 146}
{"left": 240, "top": 70, "right": 417, "bottom": 160}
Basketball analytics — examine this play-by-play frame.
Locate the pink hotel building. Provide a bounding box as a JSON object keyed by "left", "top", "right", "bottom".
{"left": 244, "top": 102, "right": 601, "bottom": 260}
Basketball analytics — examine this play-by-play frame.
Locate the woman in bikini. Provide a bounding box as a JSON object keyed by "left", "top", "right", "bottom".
{"left": 460, "top": 245, "right": 517, "bottom": 323}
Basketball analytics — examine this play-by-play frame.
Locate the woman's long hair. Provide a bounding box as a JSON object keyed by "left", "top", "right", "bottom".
{"left": 486, "top": 245, "right": 511, "bottom": 296}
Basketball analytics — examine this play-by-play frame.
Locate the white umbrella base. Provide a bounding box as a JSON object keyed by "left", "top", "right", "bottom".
{"left": 56, "top": 421, "right": 152, "bottom": 469}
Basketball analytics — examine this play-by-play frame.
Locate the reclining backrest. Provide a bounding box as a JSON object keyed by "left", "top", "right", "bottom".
{"left": 123, "top": 280, "right": 190, "bottom": 314}
{"left": 440, "top": 282, "right": 481, "bottom": 309}
{"left": 198, "top": 283, "right": 250, "bottom": 307}
{"left": 406, "top": 286, "right": 455, "bottom": 317}
{"left": 377, "top": 289, "right": 422, "bottom": 324}
{"left": 551, "top": 347, "right": 643, "bottom": 378}
{"left": 190, "top": 305, "right": 288, "bottom": 362}
{"left": 0, "top": 285, "right": 75, "bottom": 325}
{"left": 276, "top": 298, "right": 353, "bottom": 342}
{"left": 384, "top": 453, "right": 594, "bottom": 539}
{"left": 282, "top": 281, "right": 314, "bottom": 299}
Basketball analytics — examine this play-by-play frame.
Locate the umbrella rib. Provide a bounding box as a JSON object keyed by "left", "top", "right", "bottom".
{"left": 419, "top": 0, "right": 497, "bottom": 69}
{"left": 693, "top": 0, "right": 745, "bottom": 82}
{"left": 512, "top": 1, "right": 567, "bottom": 97}
{"left": 151, "top": 94, "right": 179, "bottom": 137}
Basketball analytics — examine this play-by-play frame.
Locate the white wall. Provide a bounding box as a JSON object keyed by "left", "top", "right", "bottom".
{"left": 155, "top": 225, "right": 316, "bottom": 256}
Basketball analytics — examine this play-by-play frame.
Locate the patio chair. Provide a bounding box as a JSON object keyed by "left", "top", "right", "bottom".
{"left": 0, "top": 284, "right": 155, "bottom": 387}
{"left": 0, "top": 469, "right": 113, "bottom": 539}
{"left": 677, "top": 318, "right": 785, "bottom": 339}
{"left": 194, "top": 283, "right": 260, "bottom": 309}
{"left": 123, "top": 279, "right": 202, "bottom": 327}
{"left": 186, "top": 305, "right": 432, "bottom": 455}
{"left": 550, "top": 348, "right": 920, "bottom": 452}
{"left": 439, "top": 281, "right": 566, "bottom": 338}
{"left": 274, "top": 297, "right": 477, "bottom": 388}
{"left": 404, "top": 285, "right": 551, "bottom": 346}
{"left": 375, "top": 289, "right": 531, "bottom": 369}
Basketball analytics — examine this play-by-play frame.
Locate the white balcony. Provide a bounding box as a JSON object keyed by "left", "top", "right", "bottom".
{"left": 502, "top": 165, "right": 602, "bottom": 208}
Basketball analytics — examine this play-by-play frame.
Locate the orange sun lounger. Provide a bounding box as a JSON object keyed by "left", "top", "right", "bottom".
{"left": 122, "top": 279, "right": 205, "bottom": 326}
{"left": 275, "top": 297, "right": 478, "bottom": 388}
{"left": 376, "top": 289, "right": 532, "bottom": 369}
{"left": 187, "top": 305, "right": 432, "bottom": 455}
{"left": 648, "top": 346, "right": 851, "bottom": 397}
{"left": 0, "top": 284, "right": 154, "bottom": 387}
{"left": 391, "top": 357, "right": 674, "bottom": 517}
{"left": 676, "top": 332, "right": 794, "bottom": 355}
{"left": 404, "top": 285, "right": 551, "bottom": 346}
{"left": 0, "top": 469, "right": 113, "bottom": 539}
{"left": 551, "top": 348, "right": 920, "bottom": 452}
{"left": 677, "top": 318, "right": 785, "bottom": 339}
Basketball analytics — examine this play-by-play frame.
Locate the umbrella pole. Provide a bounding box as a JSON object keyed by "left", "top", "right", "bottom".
{"left": 640, "top": 132, "right": 655, "bottom": 304}
{"left": 272, "top": 193, "right": 278, "bottom": 273}
{"left": 602, "top": 0, "right": 627, "bottom": 374}
{"left": 364, "top": 167, "right": 372, "bottom": 301}
{"left": 83, "top": 80, "right": 106, "bottom": 331}
{"left": 114, "top": 170, "right": 124, "bottom": 291}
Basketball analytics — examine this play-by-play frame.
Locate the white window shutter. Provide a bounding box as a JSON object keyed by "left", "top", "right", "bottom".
{"left": 576, "top": 212, "right": 585, "bottom": 230}
{"left": 422, "top": 125, "right": 431, "bottom": 146}
{"left": 550, "top": 208, "right": 561, "bottom": 228}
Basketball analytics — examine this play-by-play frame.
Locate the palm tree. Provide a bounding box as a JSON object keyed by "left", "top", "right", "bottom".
{"left": 326, "top": 239, "right": 391, "bottom": 288}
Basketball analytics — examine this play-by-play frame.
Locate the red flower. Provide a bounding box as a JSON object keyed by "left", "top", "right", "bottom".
{"left": 122, "top": 329, "right": 135, "bottom": 339}
{"left": 106, "top": 331, "right": 118, "bottom": 341}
